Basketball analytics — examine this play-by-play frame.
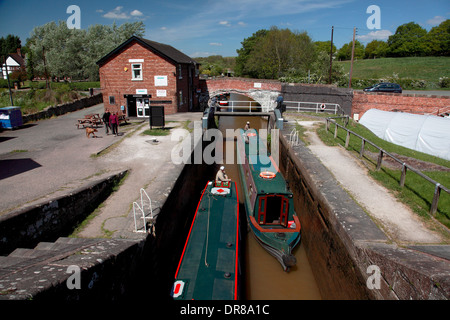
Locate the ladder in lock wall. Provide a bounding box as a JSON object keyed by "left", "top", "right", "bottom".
{"left": 133, "top": 188, "right": 155, "bottom": 233}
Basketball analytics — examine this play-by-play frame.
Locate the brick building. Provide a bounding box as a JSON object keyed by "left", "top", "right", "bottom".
{"left": 97, "top": 36, "right": 201, "bottom": 117}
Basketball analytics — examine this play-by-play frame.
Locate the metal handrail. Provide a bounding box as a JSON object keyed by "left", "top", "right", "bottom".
{"left": 284, "top": 101, "right": 345, "bottom": 115}
{"left": 216, "top": 100, "right": 347, "bottom": 115}
{"left": 325, "top": 117, "right": 450, "bottom": 216}
{"left": 133, "top": 188, "right": 154, "bottom": 233}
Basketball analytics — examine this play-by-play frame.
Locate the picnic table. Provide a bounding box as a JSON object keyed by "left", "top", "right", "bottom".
{"left": 75, "top": 113, "right": 102, "bottom": 129}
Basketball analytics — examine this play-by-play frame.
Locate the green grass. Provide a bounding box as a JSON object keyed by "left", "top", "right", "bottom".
{"left": 141, "top": 127, "right": 172, "bottom": 136}
{"left": 336, "top": 56, "right": 450, "bottom": 88}
{"left": 315, "top": 117, "right": 450, "bottom": 229}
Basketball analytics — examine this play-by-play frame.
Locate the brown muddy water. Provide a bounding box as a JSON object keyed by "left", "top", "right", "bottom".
{"left": 217, "top": 114, "right": 322, "bottom": 300}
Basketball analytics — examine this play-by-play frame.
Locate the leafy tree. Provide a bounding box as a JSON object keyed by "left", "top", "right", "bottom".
{"left": 337, "top": 40, "right": 365, "bottom": 61}
{"left": 425, "top": 19, "right": 450, "bottom": 56}
{"left": 26, "top": 21, "right": 145, "bottom": 81}
{"left": 387, "top": 22, "right": 428, "bottom": 57}
{"left": 237, "top": 27, "right": 316, "bottom": 79}
{"left": 315, "top": 41, "right": 336, "bottom": 56}
{"left": 0, "top": 34, "right": 21, "bottom": 58}
{"left": 235, "top": 29, "right": 268, "bottom": 77}
{"left": 364, "top": 40, "right": 388, "bottom": 59}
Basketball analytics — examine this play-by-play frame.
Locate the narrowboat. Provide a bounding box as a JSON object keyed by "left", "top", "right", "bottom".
{"left": 172, "top": 180, "right": 240, "bottom": 300}
{"left": 236, "top": 128, "right": 301, "bottom": 271}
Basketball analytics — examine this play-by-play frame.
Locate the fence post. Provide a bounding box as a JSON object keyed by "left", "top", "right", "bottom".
{"left": 400, "top": 164, "right": 407, "bottom": 187}
{"left": 326, "top": 119, "right": 330, "bottom": 131}
{"left": 360, "top": 138, "right": 365, "bottom": 157}
{"left": 345, "top": 130, "right": 350, "bottom": 148}
{"left": 430, "top": 183, "right": 441, "bottom": 216}
{"left": 334, "top": 122, "right": 338, "bottom": 138}
{"left": 376, "top": 150, "right": 384, "bottom": 170}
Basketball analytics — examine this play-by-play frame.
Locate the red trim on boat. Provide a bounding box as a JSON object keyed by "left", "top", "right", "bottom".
{"left": 174, "top": 181, "right": 209, "bottom": 279}
{"left": 234, "top": 182, "right": 239, "bottom": 300}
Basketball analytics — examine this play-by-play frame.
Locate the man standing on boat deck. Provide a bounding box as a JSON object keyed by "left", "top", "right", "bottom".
{"left": 216, "top": 166, "right": 231, "bottom": 182}
{"left": 244, "top": 121, "right": 250, "bottom": 131}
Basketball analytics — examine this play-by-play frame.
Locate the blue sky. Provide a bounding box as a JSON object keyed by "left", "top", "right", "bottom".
{"left": 0, "top": 0, "right": 448, "bottom": 57}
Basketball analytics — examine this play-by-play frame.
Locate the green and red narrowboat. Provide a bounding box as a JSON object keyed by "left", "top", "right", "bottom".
{"left": 236, "top": 128, "right": 301, "bottom": 271}
{"left": 172, "top": 180, "right": 240, "bottom": 300}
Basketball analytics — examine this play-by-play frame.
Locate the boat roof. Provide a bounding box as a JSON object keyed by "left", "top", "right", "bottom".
{"left": 239, "top": 129, "right": 290, "bottom": 195}
{"left": 173, "top": 181, "right": 239, "bottom": 300}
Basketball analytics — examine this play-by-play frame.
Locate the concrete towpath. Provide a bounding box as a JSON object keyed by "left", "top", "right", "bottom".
{"left": 293, "top": 118, "right": 446, "bottom": 245}
{"left": 0, "top": 103, "right": 202, "bottom": 239}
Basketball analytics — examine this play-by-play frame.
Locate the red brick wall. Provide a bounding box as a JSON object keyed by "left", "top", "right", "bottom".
{"left": 99, "top": 41, "right": 178, "bottom": 115}
{"left": 206, "top": 78, "right": 282, "bottom": 93}
{"left": 353, "top": 92, "right": 450, "bottom": 118}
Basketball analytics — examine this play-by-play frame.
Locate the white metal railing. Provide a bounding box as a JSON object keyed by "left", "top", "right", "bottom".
{"left": 133, "top": 188, "right": 155, "bottom": 233}
{"left": 215, "top": 100, "right": 345, "bottom": 115}
{"left": 217, "top": 101, "right": 263, "bottom": 112}
{"left": 284, "top": 101, "right": 343, "bottom": 114}
{"left": 288, "top": 128, "right": 300, "bottom": 147}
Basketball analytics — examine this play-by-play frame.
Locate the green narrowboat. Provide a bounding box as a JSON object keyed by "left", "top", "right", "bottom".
{"left": 236, "top": 128, "right": 301, "bottom": 271}
{"left": 172, "top": 180, "right": 240, "bottom": 300}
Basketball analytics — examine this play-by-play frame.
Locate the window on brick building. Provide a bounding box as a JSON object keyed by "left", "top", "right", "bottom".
{"left": 132, "top": 64, "right": 143, "bottom": 80}
{"left": 109, "top": 96, "right": 115, "bottom": 104}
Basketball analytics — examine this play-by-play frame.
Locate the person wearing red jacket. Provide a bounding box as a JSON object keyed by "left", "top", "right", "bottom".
{"left": 109, "top": 112, "right": 119, "bottom": 136}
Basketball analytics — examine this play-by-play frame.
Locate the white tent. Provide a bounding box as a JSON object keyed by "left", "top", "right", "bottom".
{"left": 359, "top": 109, "right": 450, "bottom": 161}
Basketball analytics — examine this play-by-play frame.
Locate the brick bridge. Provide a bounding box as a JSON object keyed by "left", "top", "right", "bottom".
{"left": 204, "top": 78, "right": 282, "bottom": 111}
{"left": 203, "top": 77, "right": 450, "bottom": 118}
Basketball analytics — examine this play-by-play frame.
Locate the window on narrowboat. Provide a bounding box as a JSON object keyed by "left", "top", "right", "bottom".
{"left": 258, "top": 195, "right": 289, "bottom": 227}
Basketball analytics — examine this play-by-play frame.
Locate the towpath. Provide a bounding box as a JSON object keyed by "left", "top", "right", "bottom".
{"left": 290, "top": 117, "right": 447, "bottom": 244}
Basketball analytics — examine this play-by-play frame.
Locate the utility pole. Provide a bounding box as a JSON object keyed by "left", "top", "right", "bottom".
{"left": 348, "top": 27, "right": 356, "bottom": 88}
{"left": 328, "top": 26, "right": 334, "bottom": 84}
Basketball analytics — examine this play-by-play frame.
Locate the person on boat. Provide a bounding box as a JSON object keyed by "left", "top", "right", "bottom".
{"left": 216, "top": 166, "right": 231, "bottom": 183}
{"left": 244, "top": 121, "right": 250, "bottom": 131}
{"left": 244, "top": 121, "right": 251, "bottom": 144}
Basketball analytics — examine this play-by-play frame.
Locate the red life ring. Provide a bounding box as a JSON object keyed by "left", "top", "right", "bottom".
{"left": 247, "top": 132, "right": 256, "bottom": 137}
{"left": 259, "top": 171, "right": 276, "bottom": 179}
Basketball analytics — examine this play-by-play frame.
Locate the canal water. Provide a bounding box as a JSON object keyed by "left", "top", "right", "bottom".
{"left": 217, "top": 114, "right": 322, "bottom": 300}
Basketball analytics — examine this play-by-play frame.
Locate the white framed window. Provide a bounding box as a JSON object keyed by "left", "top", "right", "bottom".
{"left": 132, "top": 63, "right": 143, "bottom": 80}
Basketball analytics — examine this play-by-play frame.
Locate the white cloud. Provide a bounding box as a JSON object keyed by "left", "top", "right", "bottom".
{"left": 427, "top": 16, "right": 446, "bottom": 26}
{"left": 209, "top": 42, "right": 223, "bottom": 46}
{"left": 357, "top": 30, "right": 392, "bottom": 43}
{"left": 131, "top": 10, "right": 144, "bottom": 17}
{"left": 103, "top": 6, "right": 145, "bottom": 20}
{"left": 103, "top": 6, "right": 129, "bottom": 19}
{"left": 219, "top": 21, "right": 231, "bottom": 27}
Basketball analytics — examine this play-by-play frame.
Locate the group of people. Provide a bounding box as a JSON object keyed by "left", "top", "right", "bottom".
{"left": 102, "top": 110, "right": 119, "bottom": 136}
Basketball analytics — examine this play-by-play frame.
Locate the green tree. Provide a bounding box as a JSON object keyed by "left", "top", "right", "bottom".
{"left": 425, "top": 19, "right": 450, "bottom": 56}
{"left": 364, "top": 40, "right": 388, "bottom": 59}
{"left": 26, "top": 21, "right": 145, "bottom": 81}
{"left": 235, "top": 29, "right": 268, "bottom": 77}
{"left": 315, "top": 41, "right": 336, "bottom": 56}
{"left": 337, "top": 40, "right": 365, "bottom": 61}
{"left": 0, "top": 34, "right": 21, "bottom": 58}
{"left": 387, "top": 22, "right": 428, "bottom": 57}
{"left": 237, "top": 26, "right": 316, "bottom": 79}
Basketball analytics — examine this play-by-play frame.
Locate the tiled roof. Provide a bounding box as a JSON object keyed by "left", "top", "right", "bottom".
{"left": 97, "top": 36, "right": 198, "bottom": 66}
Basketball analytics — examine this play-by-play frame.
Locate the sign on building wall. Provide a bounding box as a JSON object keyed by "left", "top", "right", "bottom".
{"left": 155, "top": 76, "right": 168, "bottom": 86}
{"left": 157, "top": 90, "right": 167, "bottom": 97}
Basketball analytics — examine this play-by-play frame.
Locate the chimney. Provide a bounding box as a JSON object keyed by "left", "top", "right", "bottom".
{"left": 17, "top": 48, "right": 21, "bottom": 57}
